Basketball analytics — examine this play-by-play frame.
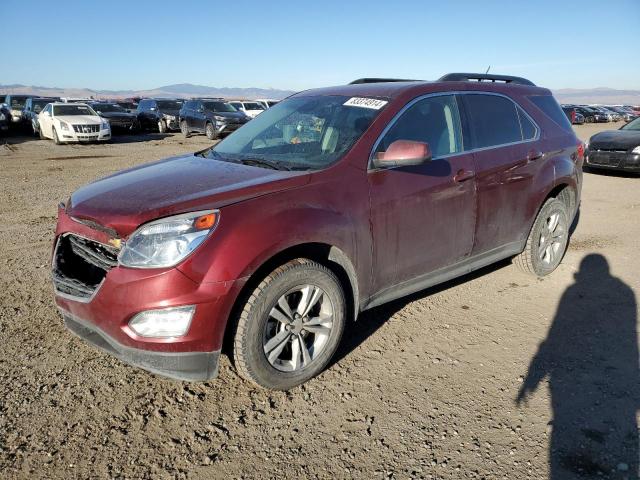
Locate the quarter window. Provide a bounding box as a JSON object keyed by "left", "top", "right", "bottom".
{"left": 463, "top": 94, "right": 523, "bottom": 149}
{"left": 375, "top": 95, "right": 463, "bottom": 159}
{"left": 517, "top": 107, "right": 537, "bottom": 140}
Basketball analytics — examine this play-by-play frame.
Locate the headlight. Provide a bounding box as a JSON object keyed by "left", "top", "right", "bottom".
{"left": 59, "top": 121, "right": 70, "bottom": 131}
{"left": 632, "top": 146, "right": 640, "bottom": 154}
{"left": 0, "top": 113, "right": 5, "bottom": 121}
{"left": 102, "top": 120, "right": 110, "bottom": 130}
{"left": 214, "top": 115, "right": 226, "bottom": 122}
{"left": 118, "top": 210, "right": 219, "bottom": 268}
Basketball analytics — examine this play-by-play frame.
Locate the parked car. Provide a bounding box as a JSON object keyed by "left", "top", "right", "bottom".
{"left": 605, "top": 106, "right": 638, "bottom": 123}
{"left": 577, "top": 106, "right": 608, "bottom": 123}
{"left": 23, "top": 97, "right": 58, "bottom": 135}
{"left": 89, "top": 102, "right": 139, "bottom": 132}
{"left": 228, "top": 100, "right": 266, "bottom": 118}
{"left": 179, "top": 98, "right": 250, "bottom": 139}
{"left": 2, "top": 94, "right": 31, "bottom": 124}
{"left": 589, "top": 106, "right": 619, "bottom": 122}
{"left": 255, "top": 99, "right": 279, "bottom": 109}
{"left": 585, "top": 117, "right": 640, "bottom": 173}
{"left": 0, "top": 103, "right": 10, "bottom": 133}
{"left": 38, "top": 103, "right": 110, "bottom": 144}
{"left": 52, "top": 73, "right": 582, "bottom": 389}
{"left": 136, "top": 98, "right": 183, "bottom": 132}
{"left": 562, "top": 106, "right": 578, "bottom": 124}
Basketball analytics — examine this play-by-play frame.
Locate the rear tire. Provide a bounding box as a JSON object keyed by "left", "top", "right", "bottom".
{"left": 205, "top": 121, "right": 217, "bottom": 140}
{"left": 514, "top": 197, "right": 569, "bottom": 277}
{"left": 232, "top": 259, "right": 345, "bottom": 390}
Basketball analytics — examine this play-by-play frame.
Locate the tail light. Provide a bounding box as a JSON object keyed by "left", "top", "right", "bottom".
{"left": 571, "top": 109, "right": 576, "bottom": 124}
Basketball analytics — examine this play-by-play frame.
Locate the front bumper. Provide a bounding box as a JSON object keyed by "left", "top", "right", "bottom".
{"left": 216, "top": 122, "right": 246, "bottom": 135}
{"left": 585, "top": 150, "right": 640, "bottom": 172}
{"left": 61, "top": 310, "right": 220, "bottom": 381}
{"left": 52, "top": 207, "right": 246, "bottom": 381}
{"left": 60, "top": 128, "right": 111, "bottom": 142}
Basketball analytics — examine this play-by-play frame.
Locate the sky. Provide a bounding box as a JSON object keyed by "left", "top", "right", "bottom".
{"left": 1, "top": 0, "right": 638, "bottom": 92}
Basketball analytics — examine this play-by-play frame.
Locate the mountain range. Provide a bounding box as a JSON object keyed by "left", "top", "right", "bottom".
{"left": 1, "top": 83, "right": 639, "bottom": 105}
{"left": 0, "top": 83, "right": 296, "bottom": 100}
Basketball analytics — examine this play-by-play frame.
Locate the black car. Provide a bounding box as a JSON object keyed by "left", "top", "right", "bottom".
{"left": 89, "top": 102, "right": 139, "bottom": 132}
{"left": 136, "top": 98, "right": 183, "bottom": 133}
{"left": 585, "top": 117, "right": 640, "bottom": 173}
{"left": 575, "top": 106, "right": 605, "bottom": 123}
{"left": 0, "top": 103, "right": 10, "bottom": 133}
{"left": 179, "top": 98, "right": 250, "bottom": 139}
{"left": 23, "top": 97, "right": 57, "bottom": 135}
{"left": 2, "top": 94, "right": 31, "bottom": 125}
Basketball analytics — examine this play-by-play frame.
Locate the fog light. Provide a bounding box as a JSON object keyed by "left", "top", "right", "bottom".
{"left": 128, "top": 305, "right": 195, "bottom": 338}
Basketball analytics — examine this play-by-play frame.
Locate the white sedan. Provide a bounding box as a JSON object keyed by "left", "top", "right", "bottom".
{"left": 38, "top": 103, "right": 111, "bottom": 144}
{"left": 229, "top": 100, "right": 266, "bottom": 118}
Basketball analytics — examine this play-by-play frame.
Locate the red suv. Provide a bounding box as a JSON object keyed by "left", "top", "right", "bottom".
{"left": 53, "top": 73, "right": 583, "bottom": 390}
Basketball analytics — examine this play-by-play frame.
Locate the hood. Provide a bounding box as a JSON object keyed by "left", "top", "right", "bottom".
{"left": 209, "top": 110, "right": 249, "bottom": 121}
{"left": 98, "top": 111, "right": 136, "bottom": 120}
{"left": 589, "top": 130, "right": 640, "bottom": 150}
{"left": 55, "top": 115, "right": 101, "bottom": 124}
{"left": 67, "top": 153, "right": 311, "bottom": 236}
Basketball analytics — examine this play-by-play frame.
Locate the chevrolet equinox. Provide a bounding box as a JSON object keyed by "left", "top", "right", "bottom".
{"left": 52, "top": 73, "right": 583, "bottom": 390}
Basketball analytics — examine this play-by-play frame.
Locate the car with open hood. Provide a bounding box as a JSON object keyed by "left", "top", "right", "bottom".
{"left": 38, "top": 102, "right": 110, "bottom": 144}
{"left": 23, "top": 97, "right": 58, "bottom": 135}
{"left": 585, "top": 117, "right": 640, "bottom": 173}
{"left": 136, "top": 98, "right": 183, "bottom": 132}
{"left": 52, "top": 73, "right": 583, "bottom": 390}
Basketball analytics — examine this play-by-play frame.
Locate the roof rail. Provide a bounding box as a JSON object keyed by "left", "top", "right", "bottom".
{"left": 349, "top": 78, "right": 421, "bottom": 84}
{"left": 438, "top": 73, "right": 536, "bottom": 86}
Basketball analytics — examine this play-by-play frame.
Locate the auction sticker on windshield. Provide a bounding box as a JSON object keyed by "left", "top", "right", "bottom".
{"left": 343, "top": 97, "right": 388, "bottom": 110}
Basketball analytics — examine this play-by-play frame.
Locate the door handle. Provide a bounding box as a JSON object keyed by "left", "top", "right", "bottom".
{"left": 527, "top": 150, "right": 544, "bottom": 162}
{"left": 453, "top": 169, "right": 475, "bottom": 182}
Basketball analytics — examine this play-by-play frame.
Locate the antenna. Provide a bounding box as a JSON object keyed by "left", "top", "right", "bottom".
{"left": 485, "top": 65, "right": 491, "bottom": 74}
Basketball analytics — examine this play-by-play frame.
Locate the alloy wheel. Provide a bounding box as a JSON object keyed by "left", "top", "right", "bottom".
{"left": 538, "top": 212, "right": 566, "bottom": 266}
{"left": 262, "top": 284, "right": 334, "bottom": 372}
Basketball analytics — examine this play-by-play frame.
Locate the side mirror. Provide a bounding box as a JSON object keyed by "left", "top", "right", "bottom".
{"left": 373, "top": 140, "right": 432, "bottom": 168}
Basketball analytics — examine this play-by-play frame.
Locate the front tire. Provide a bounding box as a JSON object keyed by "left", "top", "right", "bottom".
{"left": 514, "top": 197, "right": 570, "bottom": 277}
{"left": 52, "top": 127, "right": 61, "bottom": 145}
{"left": 205, "top": 121, "right": 217, "bottom": 140}
{"left": 232, "top": 259, "right": 345, "bottom": 390}
{"left": 158, "top": 119, "right": 167, "bottom": 133}
{"left": 180, "top": 120, "right": 190, "bottom": 138}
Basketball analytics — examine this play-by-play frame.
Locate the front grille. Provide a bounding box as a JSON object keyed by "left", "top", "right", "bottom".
{"left": 53, "top": 234, "right": 118, "bottom": 300}
{"left": 72, "top": 124, "right": 100, "bottom": 133}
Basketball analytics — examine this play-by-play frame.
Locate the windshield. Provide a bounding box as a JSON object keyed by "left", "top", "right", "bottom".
{"left": 53, "top": 104, "right": 97, "bottom": 116}
{"left": 267, "top": 101, "right": 278, "bottom": 107}
{"left": 621, "top": 118, "right": 640, "bottom": 131}
{"left": 243, "top": 102, "right": 265, "bottom": 111}
{"left": 203, "top": 101, "right": 236, "bottom": 113}
{"left": 156, "top": 100, "right": 182, "bottom": 110}
{"left": 117, "top": 102, "right": 136, "bottom": 109}
{"left": 210, "top": 95, "right": 385, "bottom": 170}
{"left": 10, "top": 97, "right": 29, "bottom": 109}
{"left": 92, "top": 103, "right": 125, "bottom": 113}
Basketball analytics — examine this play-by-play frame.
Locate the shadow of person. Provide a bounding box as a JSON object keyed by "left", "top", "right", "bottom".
{"left": 517, "top": 254, "right": 638, "bottom": 479}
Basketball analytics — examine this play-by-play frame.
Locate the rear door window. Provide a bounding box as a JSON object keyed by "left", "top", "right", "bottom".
{"left": 375, "top": 95, "right": 463, "bottom": 159}
{"left": 528, "top": 95, "right": 573, "bottom": 133}
{"left": 462, "top": 94, "right": 523, "bottom": 149}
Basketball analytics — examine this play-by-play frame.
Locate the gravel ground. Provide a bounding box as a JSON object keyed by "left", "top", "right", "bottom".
{"left": 0, "top": 123, "right": 638, "bottom": 479}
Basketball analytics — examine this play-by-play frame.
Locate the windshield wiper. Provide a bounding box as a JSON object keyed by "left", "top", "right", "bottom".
{"left": 238, "top": 158, "right": 292, "bottom": 171}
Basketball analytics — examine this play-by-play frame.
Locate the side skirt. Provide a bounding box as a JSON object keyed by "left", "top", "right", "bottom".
{"left": 361, "top": 241, "right": 524, "bottom": 311}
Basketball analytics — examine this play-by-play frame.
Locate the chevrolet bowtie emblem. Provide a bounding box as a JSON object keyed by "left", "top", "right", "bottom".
{"left": 108, "top": 238, "right": 122, "bottom": 249}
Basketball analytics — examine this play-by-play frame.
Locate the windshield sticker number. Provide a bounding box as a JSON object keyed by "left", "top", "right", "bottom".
{"left": 343, "top": 97, "right": 388, "bottom": 110}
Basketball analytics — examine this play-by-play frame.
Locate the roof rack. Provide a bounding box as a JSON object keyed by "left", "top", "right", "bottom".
{"left": 438, "top": 73, "right": 535, "bottom": 86}
{"left": 349, "top": 78, "right": 421, "bottom": 84}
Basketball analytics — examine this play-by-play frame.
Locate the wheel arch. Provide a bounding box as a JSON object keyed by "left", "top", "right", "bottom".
{"left": 222, "top": 242, "right": 359, "bottom": 354}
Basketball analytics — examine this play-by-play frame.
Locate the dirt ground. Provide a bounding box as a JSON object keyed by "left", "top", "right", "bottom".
{"left": 0, "top": 122, "right": 638, "bottom": 480}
